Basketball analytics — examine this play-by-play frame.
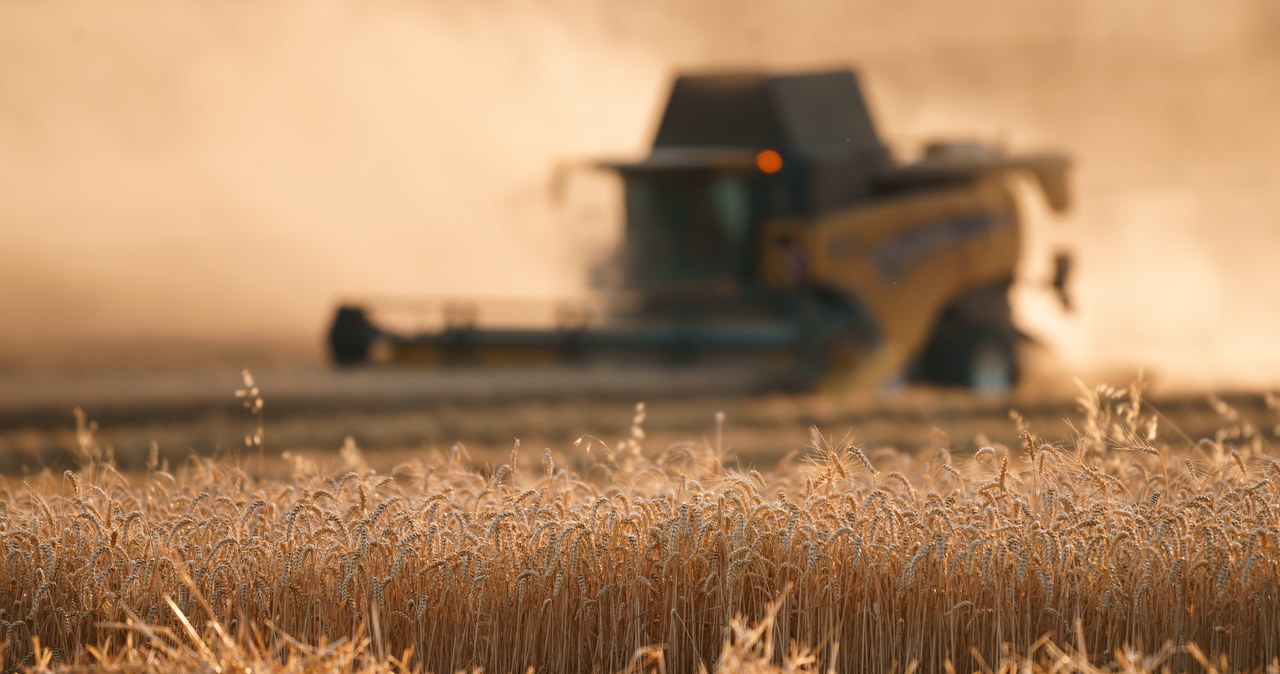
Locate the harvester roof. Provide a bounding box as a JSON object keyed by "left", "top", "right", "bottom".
{"left": 604, "top": 67, "right": 1069, "bottom": 215}
{"left": 651, "top": 69, "right": 889, "bottom": 165}
{"left": 608, "top": 68, "right": 895, "bottom": 213}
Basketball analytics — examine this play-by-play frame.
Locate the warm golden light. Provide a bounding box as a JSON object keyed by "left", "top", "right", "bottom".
{"left": 2, "top": 1, "right": 1279, "bottom": 389}
{"left": 756, "top": 149, "right": 783, "bottom": 174}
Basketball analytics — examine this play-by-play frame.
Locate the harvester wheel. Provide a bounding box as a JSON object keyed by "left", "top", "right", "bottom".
{"left": 918, "top": 324, "right": 1019, "bottom": 394}
{"left": 965, "top": 328, "right": 1019, "bottom": 394}
{"left": 914, "top": 279, "right": 1021, "bottom": 393}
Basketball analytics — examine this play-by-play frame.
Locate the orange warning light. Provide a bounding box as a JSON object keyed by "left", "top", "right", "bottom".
{"left": 756, "top": 149, "right": 783, "bottom": 174}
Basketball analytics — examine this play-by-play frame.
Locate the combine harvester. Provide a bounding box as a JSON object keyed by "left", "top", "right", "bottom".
{"left": 328, "top": 68, "right": 1071, "bottom": 396}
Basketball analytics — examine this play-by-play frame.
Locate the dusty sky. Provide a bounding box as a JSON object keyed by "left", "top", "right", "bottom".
{"left": 2, "top": 0, "right": 1279, "bottom": 388}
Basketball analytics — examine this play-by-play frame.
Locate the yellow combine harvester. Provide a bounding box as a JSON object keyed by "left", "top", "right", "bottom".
{"left": 328, "top": 68, "right": 1070, "bottom": 394}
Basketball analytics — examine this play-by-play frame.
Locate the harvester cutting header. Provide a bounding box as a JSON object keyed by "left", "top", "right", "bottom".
{"left": 329, "top": 68, "right": 1071, "bottom": 394}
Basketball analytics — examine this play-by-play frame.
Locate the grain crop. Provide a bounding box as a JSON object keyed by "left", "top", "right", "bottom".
{"left": 1, "top": 383, "right": 1279, "bottom": 673}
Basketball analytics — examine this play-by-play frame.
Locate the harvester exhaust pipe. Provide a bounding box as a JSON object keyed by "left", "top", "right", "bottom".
{"left": 328, "top": 305, "right": 376, "bottom": 366}
{"left": 1050, "top": 251, "right": 1074, "bottom": 312}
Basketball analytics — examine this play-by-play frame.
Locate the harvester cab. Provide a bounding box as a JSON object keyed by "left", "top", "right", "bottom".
{"left": 328, "top": 68, "right": 1071, "bottom": 394}
{"left": 601, "top": 72, "right": 890, "bottom": 304}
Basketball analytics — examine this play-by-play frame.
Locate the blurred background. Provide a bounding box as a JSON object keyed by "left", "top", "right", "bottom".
{"left": 2, "top": 0, "right": 1279, "bottom": 469}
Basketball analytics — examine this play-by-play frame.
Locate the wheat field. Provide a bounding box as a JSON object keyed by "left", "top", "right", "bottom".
{"left": 2, "top": 383, "right": 1279, "bottom": 673}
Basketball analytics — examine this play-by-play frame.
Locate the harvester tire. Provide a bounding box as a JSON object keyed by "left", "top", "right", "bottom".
{"left": 919, "top": 324, "right": 1019, "bottom": 393}
{"left": 914, "top": 279, "right": 1020, "bottom": 393}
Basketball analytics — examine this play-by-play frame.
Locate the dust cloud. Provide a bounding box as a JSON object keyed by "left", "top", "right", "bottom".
{"left": 0, "top": 0, "right": 661, "bottom": 369}
{"left": 2, "top": 0, "right": 1279, "bottom": 389}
